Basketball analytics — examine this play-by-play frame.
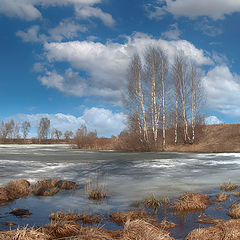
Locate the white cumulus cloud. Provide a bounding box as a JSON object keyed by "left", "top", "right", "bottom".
{"left": 40, "top": 33, "right": 211, "bottom": 104}
{"left": 0, "top": 0, "right": 113, "bottom": 26}
{"left": 203, "top": 65, "right": 240, "bottom": 117}
{"left": 8, "top": 108, "right": 126, "bottom": 137}
{"left": 147, "top": 0, "right": 240, "bottom": 20}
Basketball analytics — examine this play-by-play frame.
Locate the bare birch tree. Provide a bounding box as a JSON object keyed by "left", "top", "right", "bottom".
{"left": 38, "top": 118, "right": 50, "bottom": 141}
{"left": 22, "top": 121, "right": 31, "bottom": 140}
{"left": 145, "top": 47, "right": 162, "bottom": 145}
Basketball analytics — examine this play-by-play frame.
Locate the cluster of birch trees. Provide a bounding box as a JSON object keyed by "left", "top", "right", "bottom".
{"left": 125, "top": 47, "right": 204, "bottom": 150}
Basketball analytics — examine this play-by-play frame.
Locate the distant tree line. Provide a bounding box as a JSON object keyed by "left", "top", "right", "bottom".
{"left": 0, "top": 118, "right": 97, "bottom": 147}
{"left": 121, "top": 47, "right": 205, "bottom": 151}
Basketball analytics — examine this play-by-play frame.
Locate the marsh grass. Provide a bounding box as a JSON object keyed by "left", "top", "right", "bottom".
{"left": 216, "top": 192, "right": 229, "bottom": 202}
{"left": 49, "top": 211, "right": 102, "bottom": 224}
{"left": 142, "top": 194, "right": 160, "bottom": 210}
{"left": 220, "top": 180, "right": 238, "bottom": 192}
{"left": 86, "top": 174, "right": 108, "bottom": 200}
{"left": 172, "top": 192, "right": 210, "bottom": 212}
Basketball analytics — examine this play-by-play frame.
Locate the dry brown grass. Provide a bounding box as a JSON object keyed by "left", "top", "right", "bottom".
{"left": 41, "top": 221, "right": 83, "bottom": 238}
{"left": 158, "top": 219, "right": 176, "bottom": 230}
{"left": 49, "top": 212, "right": 102, "bottom": 224}
{"left": 123, "top": 219, "right": 174, "bottom": 240}
{"left": 215, "top": 193, "right": 229, "bottom": 202}
{"left": 172, "top": 192, "right": 210, "bottom": 212}
{"left": 142, "top": 194, "right": 160, "bottom": 209}
{"left": 228, "top": 203, "right": 240, "bottom": 219}
{"left": 6, "top": 179, "right": 31, "bottom": 198}
{"left": 32, "top": 179, "right": 78, "bottom": 196}
{"left": 86, "top": 175, "right": 108, "bottom": 200}
{"left": 0, "top": 187, "right": 16, "bottom": 203}
{"left": 184, "top": 219, "right": 240, "bottom": 240}
{"left": 220, "top": 180, "right": 238, "bottom": 192}
{"left": 0, "top": 227, "right": 50, "bottom": 240}
{"left": 234, "top": 191, "right": 240, "bottom": 197}
{"left": 196, "top": 218, "right": 224, "bottom": 225}
{"left": 110, "top": 210, "right": 157, "bottom": 226}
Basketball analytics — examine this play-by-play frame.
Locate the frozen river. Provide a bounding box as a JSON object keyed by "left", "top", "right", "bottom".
{"left": 0, "top": 144, "right": 239, "bottom": 235}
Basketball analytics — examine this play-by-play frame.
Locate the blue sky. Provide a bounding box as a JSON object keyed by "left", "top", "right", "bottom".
{"left": 0, "top": 0, "right": 240, "bottom": 137}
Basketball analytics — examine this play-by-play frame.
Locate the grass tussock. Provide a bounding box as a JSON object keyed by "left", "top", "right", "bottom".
{"left": 228, "top": 203, "right": 240, "bottom": 219}
{"left": 234, "top": 191, "right": 240, "bottom": 197}
{"left": 6, "top": 179, "right": 31, "bottom": 198}
{"left": 49, "top": 211, "right": 102, "bottom": 224}
{"left": 0, "top": 187, "right": 16, "bottom": 203}
{"left": 86, "top": 175, "right": 108, "bottom": 200}
{"left": 196, "top": 217, "right": 224, "bottom": 225}
{"left": 32, "top": 179, "right": 78, "bottom": 196}
{"left": 184, "top": 219, "right": 240, "bottom": 240}
{"left": 172, "top": 192, "right": 210, "bottom": 212}
{"left": 215, "top": 192, "right": 229, "bottom": 202}
{"left": 0, "top": 227, "right": 50, "bottom": 240}
{"left": 41, "top": 221, "right": 82, "bottom": 238}
{"left": 142, "top": 194, "right": 160, "bottom": 209}
{"left": 220, "top": 180, "right": 238, "bottom": 192}
{"left": 110, "top": 210, "right": 157, "bottom": 226}
{"left": 123, "top": 219, "right": 174, "bottom": 240}
{"left": 158, "top": 219, "right": 176, "bottom": 230}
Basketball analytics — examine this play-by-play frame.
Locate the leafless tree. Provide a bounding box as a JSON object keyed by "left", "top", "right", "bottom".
{"left": 38, "top": 118, "right": 50, "bottom": 141}
{"left": 64, "top": 130, "right": 73, "bottom": 139}
{"left": 52, "top": 128, "right": 62, "bottom": 140}
{"left": 22, "top": 121, "right": 31, "bottom": 140}
{"left": 125, "top": 53, "right": 148, "bottom": 143}
{"left": 14, "top": 123, "right": 21, "bottom": 139}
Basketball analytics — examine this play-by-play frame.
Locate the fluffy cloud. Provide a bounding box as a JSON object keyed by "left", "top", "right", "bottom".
{"left": 16, "top": 25, "right": 42, "bottom": 42}
{"left": 0, "top": 0, "right": 113, "bottom": 25}
{"left": 0, "top": 0, "right": 42, "bottom": 21}
{"left": 162, "top": 23, "right": 182, "bottom": 40}
{"left": 75, "top": 6, "right": 115, "bottom": 27}
{"left": 147, "top": 0, "right": 240, "bottom": 20}
{"left": 40, "top": 33, "right": 211, "bottom": 104}
{"left": 8, "top": 108, "right": 126, "bottom": 137}
{"left": 48, "top": 19, "right": 87, "bottom": 42}
{"left": 205, "top": 116, "right": 224, "bottom": 125}
{"left": 203, "top": 65, "right": 240, "bottom": 117}
{"left": 16, "top": 20, "right": 87, "bottom": 43}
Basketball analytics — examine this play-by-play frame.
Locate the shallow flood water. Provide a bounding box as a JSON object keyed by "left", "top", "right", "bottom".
{"left": 0, "top": 144, "right": 240, "bottom": 238}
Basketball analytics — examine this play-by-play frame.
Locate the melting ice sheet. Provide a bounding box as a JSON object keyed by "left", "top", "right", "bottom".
{"left": 0, "top": 144, "right": 240, "bottom": 234}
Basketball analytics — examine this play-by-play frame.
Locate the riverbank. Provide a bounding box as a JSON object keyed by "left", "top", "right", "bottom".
{"left": 1, "top": 124, "right": 239, "bottom": 153}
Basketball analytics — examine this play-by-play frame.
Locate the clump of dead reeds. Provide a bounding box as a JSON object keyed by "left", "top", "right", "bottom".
{"left": 49, "top": 211, "right": 102, "bottom": 224}
{"left": 0, "top": 187, "right": 16, "bottom": 203}
{"left": 5, "top": 179, "right": 31, "bottom": 198}
{"left": 41, "top": 221, "right": 82, "bottom": 238}
{"left": 32, "top": 178, "right": 78, "bottom": 196}
{"left": 184, "top": 219, "right": 240, "bottom": 240}
{"left": 86, "top": 174, "right": 108, "bottom": 200}
{"left": 172, "top": 192, "right": 210, "bottom": 212}
{"left": 0, "top": 227, "right": 50, "bottom": 240}
{"left": 110, "top": 210, "right": 157, "bottom": 226}
{"left": 158, "top": 219, "right": 176, "bottom": 230}
{"left": 123, "top": 219, "right": 174, "bottom": 240}
{"left": 215, "top": 192, "right": 229, "bottom": 202}
{"left": 228, "top": 203, "right": 240, "bottom": 219}
{"left": 142, "top": 194, "right": 160, "bottom": 210}
{"left": 220, "top": 180, "right": 238, "bottom": 192}
{"left": 234, "top": 191, "right": 240, "bottom": 197}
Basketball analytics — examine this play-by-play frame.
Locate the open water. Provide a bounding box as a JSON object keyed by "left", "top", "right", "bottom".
{"left": 0, "top": 144, "right": 239, "bottom": 238}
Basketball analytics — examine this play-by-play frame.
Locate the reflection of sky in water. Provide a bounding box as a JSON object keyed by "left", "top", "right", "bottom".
{"left": 0, "top": 145, "right": 240, "bottom": 237}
